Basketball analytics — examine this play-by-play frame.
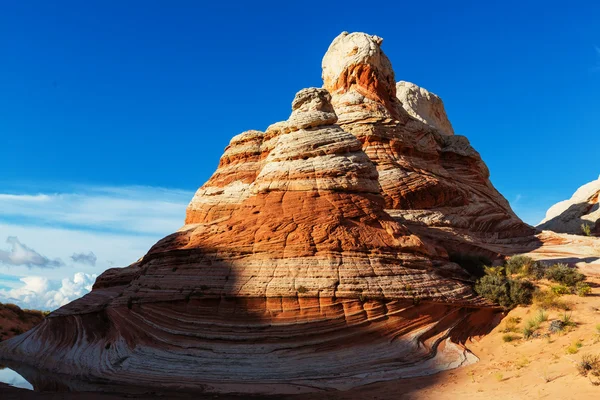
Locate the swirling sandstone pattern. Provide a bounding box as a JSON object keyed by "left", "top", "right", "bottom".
{"left": 323, "top": 32, "right": 536, "bottom": 258}
{"left": 0, "top": 33, "right": 527, "bottom": 395}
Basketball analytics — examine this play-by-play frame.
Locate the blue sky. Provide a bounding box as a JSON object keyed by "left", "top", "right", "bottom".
{"left": 0, "top": 1, "right": 599, "bottom": 309}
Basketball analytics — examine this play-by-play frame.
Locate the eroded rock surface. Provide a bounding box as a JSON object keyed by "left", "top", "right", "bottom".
{"left": 396, "top": 80, "right": 454, "bottom": 135}
{"left": 0, "top": 33, "right": 530, "bottom": 395}
{"left": 322, "top": 32, "right": 536, "bottom": 259}
{"left": 538, "top": 176, "right": 600, "bottom": 235}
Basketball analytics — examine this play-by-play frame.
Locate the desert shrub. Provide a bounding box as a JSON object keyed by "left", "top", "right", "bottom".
{"left": 522, "top": 326, "right": 535, "bottom": 339}
{"left": 475, "top": 274, "right": 510, "bottom": 307}
{"left": 577, "top": 354, "right": 600, "bottom": 377}
{"left": 449, "top": 253, "right": 491, "bottom": 278}
{"left": 533, "top": 289, "right": 571, "bottom": 310}
{"left": 534, "top": 309, "right": 548, "bottom": 324}
{"left": 566, "top": 340, "right": 583, "bottom": 354}
{"left": 505, "top": 255, "right": 543, "bottom": 278}
{"left": 549, "top": 313, "right": 577, "bottom": 333}
{"left": 582, "top": 223, "right": 592, "bottom": 237}
{"left": 502, "top": 334, "right": 519, "bottom": 342}
{"left": 545, "top": 263, "right": 585, "bottom": 287}
{"left": 524, "top": 315, "right": 541, "bottom": 332}
{"left": 509, "top": 279, "right": 536, "bottom": 305}
{"left": 551, "top": 284, "right": 571, "bottom": 295}
{"left": 516, "top": 357, "right": 530, "bottom": 369}
{"left": 484, "top": 265, "right": 505, "bottom": 277}
{"left": 475, "top": 274, "right": 535, "bottom": 309}
{"left": 502, "top": 316, "right": 521, "bottom": 333}
{"left": 560, "top": 312, "right": 576, "bottom": 328}
{"left": 576, "top": 282, "right": 592, "bottom": 297}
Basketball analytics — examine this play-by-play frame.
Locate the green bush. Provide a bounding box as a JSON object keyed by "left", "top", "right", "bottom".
{"left": 545, "top": 263, "right": 585, "bottom": 287}
{"left": 509, "top": 279, "right": 536, "bottom": 305}
{"left": 475, "top": 274, "right": 535, "bottom": 309}
{"left": 566, "top": 340, "right": 583, "bottom": 354}
{"left": 504, "top": 255, "right": 530, "bottom": 274}
{"left": 582, "top": 223, "right": 592, "bottom": 237}
{"left": 576, "top": 282, "right": 592, "bottom": 297}
{"left": 551, "top": 284, "right": 571, "bottom": 295}
{"left": 533, "top": 289, "right": 571, "bottom": 310}
{"left": 502, "top": 334, "right": 519, "bottom": 342}
{"left": 560, "top": 312, "right": 576, "bottom": 328}
{"left": 502, "top": 316, "right": 521, "bottom": 333}
{"left": 522, "top": 326, "right": 535, "bottom": 339}
{"left": 475, "top": 274, "right": 510, "bottom": 307}
{"left": 534, "top": 309, "right": 548, "bottom": 324}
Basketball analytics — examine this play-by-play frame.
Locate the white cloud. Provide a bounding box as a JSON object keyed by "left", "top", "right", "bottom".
{"left": 0, "top": 272, "right": 97, "bottom": 310}
{"left": 0, "top": 236, "right": 63, "bottom": 268}
{"left": 0, "top": 184, "right": 193, "bottom": 310}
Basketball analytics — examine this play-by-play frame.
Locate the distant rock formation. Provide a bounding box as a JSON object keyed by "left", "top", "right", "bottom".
{"left": 0, "top": 303, "right": 44, "bottom": 341}
{"left": 0, "top": 32, "right": 535, "bottom": 395}
{"left": 538, "top": 176, "right": 600, "bottom": 235}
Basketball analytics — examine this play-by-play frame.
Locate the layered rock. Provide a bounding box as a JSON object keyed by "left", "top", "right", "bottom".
{"left": 0, "top": 86, "right": 499, "bottom": 395}
{"left": 0, "top": 31, "right": 554, "bottom": 396}
{"left": 538, "top": 176, "right": 600, "bottom": 235}
{"left": 322, "top": 32, "right": 536, "bottom": 258}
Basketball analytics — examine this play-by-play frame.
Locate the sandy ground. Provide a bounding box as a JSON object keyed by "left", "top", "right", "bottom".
{"left": 3, "top": 275, "right": 600, "bottom": 399}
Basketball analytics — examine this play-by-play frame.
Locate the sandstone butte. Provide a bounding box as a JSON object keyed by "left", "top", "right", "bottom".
{"left": 1, "top": 32, "right": 599, "bottom": 396}
{"left": 538, "top": 175, "right": 600, "bottom": 236}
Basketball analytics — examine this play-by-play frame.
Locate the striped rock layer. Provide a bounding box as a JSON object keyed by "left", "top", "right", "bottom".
{"left": 0, "top": 34, "right": 519, "bottom": 395}
{"left": 321, "top": 31, "right": 536, "bottom": 258}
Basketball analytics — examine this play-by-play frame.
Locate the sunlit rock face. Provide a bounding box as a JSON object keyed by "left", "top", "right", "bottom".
{"left": 396, "top": 80, "right": 454, "bottom": 136}
{"left": 538, "top": 176, "right": 600, "bottom": 235}
{"left": 322, "top": 32, "right": 536, "bottom": 258}
{"left": 0, "top": 33, "right": 524, "bottom": 395}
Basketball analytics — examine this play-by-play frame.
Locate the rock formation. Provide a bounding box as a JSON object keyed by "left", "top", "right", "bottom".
{"left": 538, "top": 176, "right": 600, "bottom": 235}
{"left": 323, "top": 32, "right": 536, "bottom": 258}
{"left": 0, "top": 303, "right": 44, "bottom": 341}
{"left": 0, "top": 32, "right": 532, "bottom": 395}
{"left": 396, "top": 81, "right": 455, "bottom": 136}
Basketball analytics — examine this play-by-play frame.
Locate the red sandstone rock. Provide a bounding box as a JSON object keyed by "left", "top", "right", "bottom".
{"left": 322, "top": 32, "right": 537, "bottom": 258}
{"left": 0, "top": 33, "right": 538, "bottom": 395}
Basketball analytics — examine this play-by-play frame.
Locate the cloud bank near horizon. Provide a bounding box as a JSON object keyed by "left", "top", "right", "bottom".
{"left": 0, "top": 184, "right": 193, "bottom": 310}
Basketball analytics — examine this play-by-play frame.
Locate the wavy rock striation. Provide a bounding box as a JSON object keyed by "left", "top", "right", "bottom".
{"left": 322, "top": 32, "right": 536, "bottom": 258}
{"left": 538, "top": 176, "right": 600, "bottom": 235}
{"left": 0, "top": 33, "right": 521, "bottom": 395}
